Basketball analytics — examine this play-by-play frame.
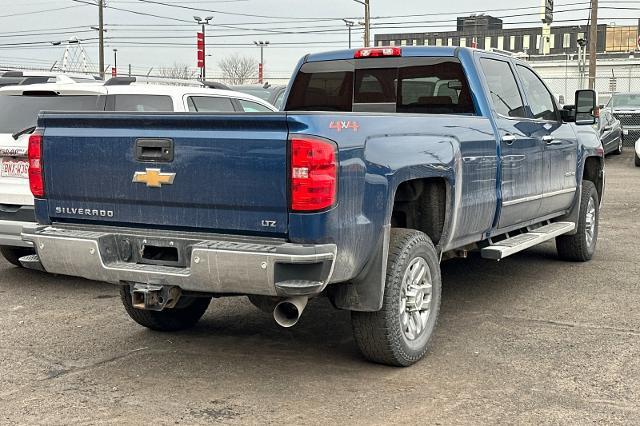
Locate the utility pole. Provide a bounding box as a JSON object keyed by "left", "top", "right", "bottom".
{"left": 588, "top": 0, "right": 598, "bottom": 90}
{"left": 254, "top": 41, "right": 269, "bottom": 84}
{"left": 98, "top": 0, "right": 104, "bottom": 80}
{"left": 343, "top": 19, "right": 355, "bottom": 49}
{"left": 353, "top": 0, "right": 370, "bottom": 47}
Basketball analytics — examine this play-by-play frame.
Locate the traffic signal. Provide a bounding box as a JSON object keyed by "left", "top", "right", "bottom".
{"left": 543, "top": 0, "right": 554, "bottom": 24}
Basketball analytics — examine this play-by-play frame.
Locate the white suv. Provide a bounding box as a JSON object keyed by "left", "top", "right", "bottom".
{"left": 0, "top": 78, "right": 277, "bottom": 266}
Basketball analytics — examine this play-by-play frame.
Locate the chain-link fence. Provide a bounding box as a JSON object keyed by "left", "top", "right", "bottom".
{"left": 537, "top": 60, "right": 640, "bottom": 147}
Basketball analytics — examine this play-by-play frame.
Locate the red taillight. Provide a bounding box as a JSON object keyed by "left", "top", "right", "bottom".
{"left": 290, "top": 136, "right": 337, "bottom": 212}
{"left": 354, "top": 47, "right": 402, "bottom": 58}
{"left": 28, "top": 131, "right": 44, "bottom": 197}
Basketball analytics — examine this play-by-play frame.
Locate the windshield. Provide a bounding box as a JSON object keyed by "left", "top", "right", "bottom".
{"left": 0, "top": 95, "right": 103, "bottom": 134}
{"left": 234, "top": 87, "right": 272, "bottom": 101}
{"left": 609, "top": 94, "right": 640, "bottom": 109}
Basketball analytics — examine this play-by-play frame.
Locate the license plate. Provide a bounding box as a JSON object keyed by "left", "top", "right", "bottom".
{"left": 0, "top": 158, "right": 29, "bottom": 179}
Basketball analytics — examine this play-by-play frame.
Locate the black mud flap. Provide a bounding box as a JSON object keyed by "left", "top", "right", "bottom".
{"left": 328, "top": 225, "right": 390, "bottom": 312}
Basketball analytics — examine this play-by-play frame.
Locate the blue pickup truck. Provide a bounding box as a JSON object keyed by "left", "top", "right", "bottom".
{"left": 21, "top": 47, "right": 604, "bottom": 366}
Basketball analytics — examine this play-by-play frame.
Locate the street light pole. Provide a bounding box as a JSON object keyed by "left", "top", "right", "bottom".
{"left": 254, "top": 41, "right": 269, "bottom": 84}
{"left": 194, "top": 16, "right": 213, "bottom": 82}
{"left": 112, "top": 48, "right": 117, "bottom": 77}
{"left": 343, "top": 19, "right": 355, "bottom": 49}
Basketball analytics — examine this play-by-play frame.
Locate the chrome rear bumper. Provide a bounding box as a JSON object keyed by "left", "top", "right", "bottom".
{"left": 22, "top": 225, "right": 336, "bottom": 297}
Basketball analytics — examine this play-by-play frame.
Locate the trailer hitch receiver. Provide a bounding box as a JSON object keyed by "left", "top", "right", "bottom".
{"left": 129, "top": 283, "right": 181, "bottom": 311}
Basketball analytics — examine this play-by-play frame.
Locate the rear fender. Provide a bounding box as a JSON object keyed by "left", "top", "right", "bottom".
{"left": 330, "top": 134, "right": 456, "bottom": 311}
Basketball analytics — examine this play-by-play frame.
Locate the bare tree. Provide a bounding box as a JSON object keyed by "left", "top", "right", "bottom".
{"left": 157, "top": 62, "right": 198, "bottom": 82}
{"left": 218, "top": 54, "right": 258, "bottom": 85}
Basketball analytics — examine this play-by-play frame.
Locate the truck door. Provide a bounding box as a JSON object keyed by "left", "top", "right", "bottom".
{"left": 515, "top": 65, "right": 578, "bottom": 216}
{"left": 479, "top": 58, "right": 544, "bottom": 229}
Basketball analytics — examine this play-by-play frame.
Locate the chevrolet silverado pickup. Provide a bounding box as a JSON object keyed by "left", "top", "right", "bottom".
{"left": 21, "top": 47, "right": 605, "bottom": 367}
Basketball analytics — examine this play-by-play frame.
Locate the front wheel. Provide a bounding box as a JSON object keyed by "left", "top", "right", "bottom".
{"left": 351, "top": 228, "right": 441, "bottom": 367}
{"left": 119, "top": 285, "right": 211, "bottom": 331}
{"left": 556, "top": 180, "right": 599, "bottom": 262}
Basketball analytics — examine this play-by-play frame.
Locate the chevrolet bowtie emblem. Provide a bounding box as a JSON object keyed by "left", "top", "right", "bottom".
{"left": 132, "top": 168, "right": 176, "bottom": 188}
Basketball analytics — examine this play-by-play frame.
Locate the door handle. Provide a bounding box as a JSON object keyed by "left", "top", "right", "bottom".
{"left": 542, "top": 135, "right": 561, "bottom": 145}
{"left": 502, "top": 134, "right": 516, "bottom": 144}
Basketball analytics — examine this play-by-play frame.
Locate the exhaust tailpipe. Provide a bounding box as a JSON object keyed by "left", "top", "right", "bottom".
{"left": 273, "top": 296, "right": 309, "bottom": 328}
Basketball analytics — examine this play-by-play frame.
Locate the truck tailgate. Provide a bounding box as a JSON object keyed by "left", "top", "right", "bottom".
{"left": 40, "top": 113, "right": 289, "bottom": 235}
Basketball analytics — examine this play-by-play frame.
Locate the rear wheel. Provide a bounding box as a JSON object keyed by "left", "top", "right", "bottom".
{"left": 556, "top": 180, "right": 599, "bottom": 262}
{"left": 119, "top": 285, "right": 211, "bottom": 331}
{"left": 612, "top": 137, "right": 623, "bottom": 155}
{"left": 351, "top": 228, "right": 441, "bottom": 367}
{"left": 0, "top": 246, "right": 34, "bottom": 268}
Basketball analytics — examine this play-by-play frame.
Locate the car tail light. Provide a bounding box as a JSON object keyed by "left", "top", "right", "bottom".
{"left": 28, "top": 130, "right": 44, "bottom": 197}
{"left": 354, "top": 47, "right": 402, "bottom": 58}
{"left": 290, "top": 136, "right": 337, "bottom": 212}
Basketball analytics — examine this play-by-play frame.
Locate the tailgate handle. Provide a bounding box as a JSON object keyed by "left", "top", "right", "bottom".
{"left": 135, "top": 138, "right": 174, "bottom": 162}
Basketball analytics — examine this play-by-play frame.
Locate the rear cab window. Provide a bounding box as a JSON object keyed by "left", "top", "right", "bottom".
{"left": 285, "top": 57, "right": 476, "bottom": 115}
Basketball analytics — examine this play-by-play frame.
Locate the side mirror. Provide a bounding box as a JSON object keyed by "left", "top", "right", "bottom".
{"left": 575, "top": 89, "right": 597, "bottom": 125}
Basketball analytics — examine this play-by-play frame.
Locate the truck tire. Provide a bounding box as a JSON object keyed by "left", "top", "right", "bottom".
{"left": 0, "top": 246, "right": 34, "bottom": 268}
{"left": 351, "top": 228, "right": 441, "bottom": 367}
{"left": 119, "top": 285, "right": 211, "bottom": 331}
{"left": 556, "top": 180, "right": 599, "bottom": 262}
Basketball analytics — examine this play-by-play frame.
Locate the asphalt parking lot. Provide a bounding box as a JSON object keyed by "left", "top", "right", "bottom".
{"left": 1, "top": 152, "right": 639, "bottom": 425}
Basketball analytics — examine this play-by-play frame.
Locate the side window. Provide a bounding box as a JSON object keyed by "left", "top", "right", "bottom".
{"left": 238, "top": 99, "right": 272, "bottom": 112}
{"left": 516, "top": 65, "right": 558, "bottom": 121}
{"left": 111, "top": 95, "right": 173, "bottom": 112}
{"left": 479, "top": 58, "right": 526, "bottom": 118}
{"left": 187, "top": 96, "right": 235, "bottom": 112}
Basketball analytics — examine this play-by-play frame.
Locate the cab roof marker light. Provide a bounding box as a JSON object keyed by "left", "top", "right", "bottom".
{"left": 354, "top": 47, "right": 402, "bottom": 58}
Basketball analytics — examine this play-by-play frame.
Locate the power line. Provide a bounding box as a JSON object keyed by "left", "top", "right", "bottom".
{"left": 0, "top": 4, "right": 88, "bottom": 18}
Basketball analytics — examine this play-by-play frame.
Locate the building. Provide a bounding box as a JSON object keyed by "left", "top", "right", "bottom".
{"left": 374, "top": 15, "right": 639, "bottom": 56}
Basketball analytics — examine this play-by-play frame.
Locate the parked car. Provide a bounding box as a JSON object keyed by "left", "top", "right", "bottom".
{"left": 232, "top": 83, "right": 287, "bottom": 110}
{"left": 0, "top": 78, "right": 276, "bottom": 266}
{"left": 21, "top": 47, "right": 603, "bottom": 367}
{"left": 607, "top": 92, "right": 640, "bottom": 143}
{"left": 0, "top": 70, "right": 99, "bottom": 87}
{"left": 595, "top": 108, "right": 623, "bottom": 155}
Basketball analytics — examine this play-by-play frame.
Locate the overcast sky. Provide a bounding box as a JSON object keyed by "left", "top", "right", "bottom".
{"left": 0, "top": 0, "right": 635, "bottom": 80}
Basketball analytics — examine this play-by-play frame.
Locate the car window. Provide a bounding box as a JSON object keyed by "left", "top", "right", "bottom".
{"left": 274, "top": 90, "right": 285, "bottom": 110}
{"left": 0, "top": 94, "right": 103, "bottom": 134}
{"left": 479, "top": 58, "right": 526, "bottom": 118}
{"left": 187, "top": 96, "right": 235, "bottom": 112}
{"left": 110, "top": 94, "right": 173, "bottom": 112}
{"left": 238, "top": 99, "right": 272, "bottom": 112}
{"left": 516, "top": 65, "right": 558, "bottom": 121}
{"left": 286, "top": 57, "right": 475, "bottom": 115}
